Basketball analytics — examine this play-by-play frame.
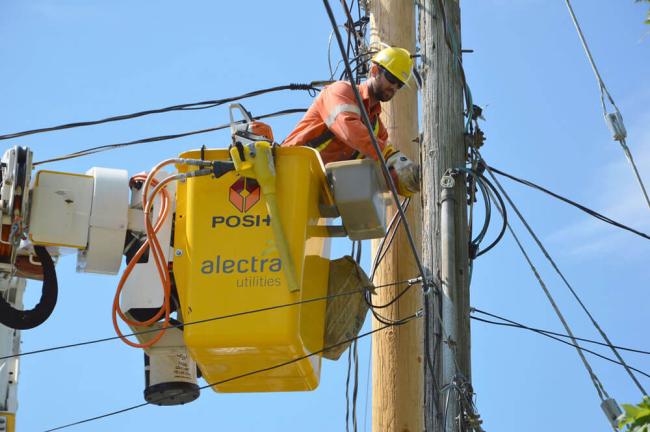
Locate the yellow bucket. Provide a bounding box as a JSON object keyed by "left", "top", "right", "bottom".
{"left": 173, "top": 147, "right": 333, "bottom": 392}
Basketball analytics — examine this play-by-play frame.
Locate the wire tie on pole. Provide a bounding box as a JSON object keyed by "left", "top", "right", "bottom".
{"left": 422, "top": 279, "right": 433, "bottom": 296}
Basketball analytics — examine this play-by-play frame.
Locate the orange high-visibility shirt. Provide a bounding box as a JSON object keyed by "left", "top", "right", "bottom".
{"left": 282, "top": 81, "right": 388, "bottom": 164}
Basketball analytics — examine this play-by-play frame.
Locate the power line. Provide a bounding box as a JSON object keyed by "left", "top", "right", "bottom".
{"left": 480, "top": 171, "right": 612, "bottom": 404}
{"left": 488, "top": 165, "right": 650, "bottom": 242}
{"left": 470, "top": 313, "right": 650, "bottom": 380}
{"left": 0, "top": 278, "right": 414, "bottom": 361}
{"left": 44, "top": 313, "right": 420, "bottom": 432}
{"left": 322, "top": 0, "right": 431, "bottom": 296}
{"left": 0, "top": 84, "right": 319, "bottom": 141}
{"left": 32, "top": 108, "right": 307, "bottom": 166}
{"left": 471, "top": 308, "right": 650, "bottom": 356}
{"left": 325, "top": 1, "right": 471, "bottom": 425}
{"left": 455, "top": 167, "right": 508, "bottom": 259}
{"left": 481, "top": 154, "right": 648, "bottom": 397}
{"left": 564, "top": 0, "right": 650, "bottom": 210}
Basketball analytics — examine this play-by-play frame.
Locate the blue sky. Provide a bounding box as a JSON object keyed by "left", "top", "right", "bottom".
{"left": 0, "top": 1, "right": 649, "bottom": 431}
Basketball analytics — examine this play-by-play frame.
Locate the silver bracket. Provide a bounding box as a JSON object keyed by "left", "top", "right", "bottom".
{"left": 440, "top": 169, "right": 456, "bottom": 189}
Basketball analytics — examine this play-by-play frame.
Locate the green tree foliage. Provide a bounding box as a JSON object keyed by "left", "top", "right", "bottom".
{"left": 619, "top": 396, "right": 650, "bottom": 432}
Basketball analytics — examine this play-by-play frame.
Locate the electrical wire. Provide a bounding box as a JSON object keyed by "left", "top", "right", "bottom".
{"left": 487, "top": 165, "right": 650, "bottom": 241}
{"left": 346, "top": 235, "right": 362, "bottom": 432}
{"left": 0, "top": 84, "right": 318, "bottom": 141}
{"left": 474, "top": 174, "right": 507, "bottom": 257}
{"left": 352, "top": 338, "right": 359, "bottom": 432}
{"left": 32, "top": 108, "right": 307, "bottom": 166}
{"left": 471, "top": 315, "right": 650, "bottom": 380}
{"left": 346, "top": 339, "right": 353, "bottom": 432}
{"left": 369, "top": 198, "right": 410, "bottom": 281}
{"left": 564, "top": 0, "right": 650, "bottom": 210}
{"left": 456, "top": 168, "right": 507, "bottom": 259}
{"left": 364, "top": 200, "right": 421, "bottom": 323}
{"left": 322, "top": 0, "right": 432, "bottom": 297}
{"left": 482, "top": 181, "right": 612, "bottom": 403}
{"left": 362, "top": 336, "right": 372, "bottom": 432}
{"left": 471, "top": 308, "right": 650, "bottom": 356}
{"left": 344, "top": 338, "right": 360, "bottom": 432}
{"left": 0, "top": 278, "right": 413, "bottom": 361}
{"left": 481, "top": 153, "right": 648, "bottom": 397}
{"left": 44, "top": 313, "right": 421, "bottom": 432}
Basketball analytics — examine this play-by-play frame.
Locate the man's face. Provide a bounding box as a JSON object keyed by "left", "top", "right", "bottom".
{"left": 372, "top": 67, "right": 404, "bottom": 102}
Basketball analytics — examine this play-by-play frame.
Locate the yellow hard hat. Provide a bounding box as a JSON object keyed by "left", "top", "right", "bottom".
{"left": 371, "top": 47, "right": 413, "bottom": 85}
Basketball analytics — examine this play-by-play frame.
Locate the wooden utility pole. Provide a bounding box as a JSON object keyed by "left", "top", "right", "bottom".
{"left": 419, "top": 1, "right": 471, "bottom": 431}
{"left": 368, "top": 1, "right": 423, "bottom": 431}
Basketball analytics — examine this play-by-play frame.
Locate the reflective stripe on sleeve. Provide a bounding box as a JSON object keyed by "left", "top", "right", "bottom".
{"left": 324, "top": 104, "right": 361, "bottom": 128}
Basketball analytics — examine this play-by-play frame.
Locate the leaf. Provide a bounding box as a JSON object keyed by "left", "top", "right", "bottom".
{"left": 623, "top": 404, "right": 647, "bottom": 419}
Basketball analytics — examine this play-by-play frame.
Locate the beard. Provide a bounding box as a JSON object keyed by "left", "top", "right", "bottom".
{"left": 372, "top": 86, "right": 393, "bottom": 102}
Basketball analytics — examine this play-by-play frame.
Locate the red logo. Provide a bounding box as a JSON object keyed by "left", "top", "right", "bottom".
{"left": 229, "top": 177, "right": 260, "bottom": 213}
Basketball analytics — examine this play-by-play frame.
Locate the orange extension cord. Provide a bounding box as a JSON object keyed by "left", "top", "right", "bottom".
{"left": 112, "top": 160, "right": 180, "bottom": 348}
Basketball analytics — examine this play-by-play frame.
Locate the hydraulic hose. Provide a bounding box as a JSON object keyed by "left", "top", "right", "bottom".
{"left": 0, "top": 245, "right": 58, "bottom": 330}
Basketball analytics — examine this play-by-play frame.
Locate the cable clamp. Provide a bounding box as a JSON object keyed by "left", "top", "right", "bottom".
{"left": 407, "top": 276, "right": 423, "bottom": 286}
{"left": 604, "top": 111, "right": 627, "bottom": 141}
{"left": 422, "top": 278, "right": 436, "bottom": 296}
{"left": 415, "top": 308, "right": 424, "bottom": 318}
{"left": 441, "top": 168, "right": 457, "bottom": 189}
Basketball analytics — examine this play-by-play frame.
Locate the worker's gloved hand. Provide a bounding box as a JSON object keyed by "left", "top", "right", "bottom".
{"left": 385, "top": 150, "right": 421, "bottom": 197}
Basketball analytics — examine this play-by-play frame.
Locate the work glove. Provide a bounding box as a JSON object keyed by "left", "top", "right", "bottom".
{"left": 384, "top": 149, "right": 421, "bottom": 197}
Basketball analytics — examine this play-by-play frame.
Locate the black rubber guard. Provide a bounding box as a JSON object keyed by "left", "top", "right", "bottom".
{"left": 0, "top": 245, "right": 58, "bottom": 330}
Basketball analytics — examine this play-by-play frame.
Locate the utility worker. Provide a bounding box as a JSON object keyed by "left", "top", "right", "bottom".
{"left": 283, "top": 46, "right": 420, "bottom": 197}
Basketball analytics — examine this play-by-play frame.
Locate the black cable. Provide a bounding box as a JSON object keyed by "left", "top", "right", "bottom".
{"left": 483, "top": 156, "right": 649, "bottom": 396}
{"left": 489, "top": 165, "right": 650, "bottom": 242}
{"left": 0, "top": 278, "right": 412, "bottom": 361}
{"left": 469, "top": 173, "right": 491, "bottom": 249}
{"left": 323, "top": 0, "right": 432, "bottom": 296}
{"left": 0, "top": 84, "right": 318, "bottom": 141}
{"left": 370, "top": 198, "right": 409, "bottom": 280}
{"left": 44, "top": 315, "right": 419, "bottom": 432}
{"left": 352, "top": 338, "right": 359, "bottom": 432}
{"left": 346, "top": 341, "right": 353, "bottom": 432}
{"left": 32, "top": 108, "right": 307, "bottom": 166}
{"left": 459, "top": 167, "right": 506, "bottom": 259}
{"left": 366, "top": 279, "right": 420, "bottom": 310}
{"left": 474, "top": 174, "right": 507, "bottom": 257}
{"left": 471, "top": 308, "right": 650, "bottom": 356}
{"left": 423, "top": 294, "right": 443, "bottom": 416}
{"left": 371, "top": 199, "right": 411, "bottom": 280}
{"left": 368, "top": 305, "right": 416, "bottom": 327}
{"left": 471, "top": 315, "right": 650, "bottom": 380}
{"left": 341, "top": 0, "right": 356, "bottom": 64}
{"left": 0, "top": 246, "right": 58, "bottom": 330}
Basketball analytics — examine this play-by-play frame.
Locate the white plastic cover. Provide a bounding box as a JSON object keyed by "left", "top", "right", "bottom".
{"left": 29, "top": 171, "right": 94, "bottom": 248}
{"left": 76, "top": 167, "right": 129, "bottom": 275}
